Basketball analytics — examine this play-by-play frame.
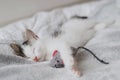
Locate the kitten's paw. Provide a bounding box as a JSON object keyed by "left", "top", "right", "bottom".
{"left": 71, "top": 66, "right": 82, "bottom": 77}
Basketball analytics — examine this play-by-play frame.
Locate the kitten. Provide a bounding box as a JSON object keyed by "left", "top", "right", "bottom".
{"left": 10, "top": 18, "right": 114, "bottom": 76}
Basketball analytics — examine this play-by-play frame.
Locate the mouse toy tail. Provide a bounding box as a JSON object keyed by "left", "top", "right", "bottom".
{"left": 76, "top": 47, "right": 109, "bottom": 64}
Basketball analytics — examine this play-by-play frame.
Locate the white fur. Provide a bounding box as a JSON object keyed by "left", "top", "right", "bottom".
{"left": 22, "top": 18, "right": 114, "bottom": 76}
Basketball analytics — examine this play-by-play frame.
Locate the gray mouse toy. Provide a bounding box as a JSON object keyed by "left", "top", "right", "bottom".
{"left": 49, "top": 50, "right": 64, "bottom": 68}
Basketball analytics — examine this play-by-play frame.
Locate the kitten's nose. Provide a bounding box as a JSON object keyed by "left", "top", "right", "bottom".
{"left": 33, "top": 56, "right": 39, "bottom": 62}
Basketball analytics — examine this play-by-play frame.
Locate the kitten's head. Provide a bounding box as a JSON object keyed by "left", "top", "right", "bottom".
{"left": 10, "top": 29, "right": 46, "bottom": 62}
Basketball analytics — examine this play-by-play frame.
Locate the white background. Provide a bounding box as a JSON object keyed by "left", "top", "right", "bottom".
{"left": 0, "top": 0, "right": 94, "bottom": 27}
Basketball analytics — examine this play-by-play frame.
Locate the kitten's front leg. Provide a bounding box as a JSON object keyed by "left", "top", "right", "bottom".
{"left": 72, "top": 58, "right": 81, "bottom": 76}
{"left": 59, "top": 47, "right": 82, "bottom": 77}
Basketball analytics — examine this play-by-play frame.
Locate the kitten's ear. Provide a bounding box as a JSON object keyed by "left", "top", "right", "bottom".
{"left": 10, "top": 43, "right": 26, "bottom": 57}
{"left": 25, "top": 29, "right": 39, "bottom": 41}
{"left": 10, "top": 43, "right": 21, "bottom": 53}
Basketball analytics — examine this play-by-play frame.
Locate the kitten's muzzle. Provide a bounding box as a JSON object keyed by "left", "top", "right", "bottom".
{"left": 33, "top": 56, "right": 40, "bottom": 62}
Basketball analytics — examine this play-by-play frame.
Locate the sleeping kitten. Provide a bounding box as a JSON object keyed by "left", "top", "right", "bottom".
{"left": 10, "top": 18, "right": 114, "bottom": 76}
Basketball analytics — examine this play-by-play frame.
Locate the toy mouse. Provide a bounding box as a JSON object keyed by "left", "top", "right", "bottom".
{"left": 50, "top": 50, "right": 64, "bottom": 68}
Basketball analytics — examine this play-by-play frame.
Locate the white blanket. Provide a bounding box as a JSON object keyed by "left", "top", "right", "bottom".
{"left": 0, "top": 0, "right": 120, "bottom": 80}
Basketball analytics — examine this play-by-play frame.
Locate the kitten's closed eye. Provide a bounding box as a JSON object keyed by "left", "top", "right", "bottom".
{"left": 22, "top": 40, "right": 29, "bottom": 45}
